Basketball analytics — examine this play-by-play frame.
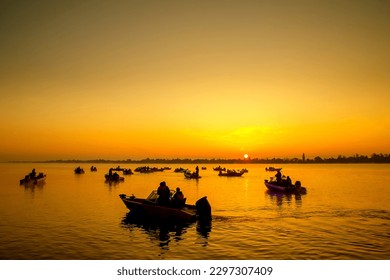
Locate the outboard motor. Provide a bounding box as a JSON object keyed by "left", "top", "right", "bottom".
{"left": 294, "top": 181, "right": 307, "bottom": 194}
{"left": 196, "top": 196, "right": 212, "bottom": 221}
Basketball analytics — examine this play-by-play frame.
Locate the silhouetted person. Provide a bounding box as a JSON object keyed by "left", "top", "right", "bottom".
{"left": 275, "top": 170, "right": 282, "bottom": 184}
{"left": 30, "top": 168, "right": 36, "bottom": 179}
{"left": 286, "top": 176, "right": 292, "bottom": 187}
{"left": 195, "top": 166, "right": 199, "bottom": 176}
{"left": 172, "top": 187, "right": 185, "bottom": 208}
{"left": 157, "top": 181, "right": 170, "bottom": 206}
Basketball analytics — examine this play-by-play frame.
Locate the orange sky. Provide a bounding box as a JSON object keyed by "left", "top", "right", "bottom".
{"left": 0, "top": 0, "right": 389, "bottom": 161}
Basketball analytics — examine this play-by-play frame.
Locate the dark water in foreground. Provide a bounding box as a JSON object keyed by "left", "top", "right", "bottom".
{"left": 0, "top": 163, "right": 389, "bottom": 259}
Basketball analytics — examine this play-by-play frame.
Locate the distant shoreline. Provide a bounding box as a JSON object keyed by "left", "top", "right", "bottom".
{"left": 6, "top": 153, "right": 390, "bottom": 164}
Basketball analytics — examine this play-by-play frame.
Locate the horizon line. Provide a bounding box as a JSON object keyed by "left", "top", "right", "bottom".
{"left": 5, "top": 153, "right": 390, "bottom": 164}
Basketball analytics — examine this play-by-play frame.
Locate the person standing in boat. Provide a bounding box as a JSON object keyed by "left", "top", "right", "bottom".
{"left": 275, "top": 170, "right": 282, "bottom": 184}
{"left": 195, "top": 166, "right": 199, "bottom": 176}
{"left": 157, "top": 181, "right": 171, "bottom": 206}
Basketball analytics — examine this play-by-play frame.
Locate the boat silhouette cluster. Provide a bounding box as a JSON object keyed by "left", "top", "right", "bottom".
{"left": 19, "top": 165, "right": 307, "bottom": 225}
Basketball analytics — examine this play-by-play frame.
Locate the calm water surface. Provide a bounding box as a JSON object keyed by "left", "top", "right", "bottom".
{"left": 0, "top": 163, "right": 389, "bottom": 259}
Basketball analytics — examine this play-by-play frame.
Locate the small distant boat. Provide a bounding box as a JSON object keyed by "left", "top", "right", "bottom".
{"left": 90, "top": 166, "right": 97, "bottom": 172}
{"left": 265, "top": 167, "right": 282, "bottom": 172}
{"left": 105, "top": 172, "right": 124, "bottom": 182}
{"left": 184, "top": 170, "right": 201, "bottom": 179}
{"left": 74, "top": 167, "right": 85, "bottom": 174}
{"left": 123, "top": 168, "right": 133, "bottom": 175}
{"left": 119, "top": 190, "right": 211, "bottom": 223}
{"left": 264, "top": 179, "right": 307, "bottom": 194}
{"left": 20, "top": 172, "right": 46, "bottom": 185}
{"left": 174, "top": 167, "right": 187, "bottom": 173}
{"left": 111, "top": 166, "right": 125, "bottom": 171}
{"left": 218, "top": 169, "right": 246, "bottom": 177}
{"left": 148, "top": 167, "right": 164, "bottom": 172}
{"left": 201, "top": 167, "right": 207, "bottom": 170}
{"left": 213, "top": 166, "right": 226, "bottom": 171}
{"left": 135, "top": 166, "right": 164, "bottom": 173}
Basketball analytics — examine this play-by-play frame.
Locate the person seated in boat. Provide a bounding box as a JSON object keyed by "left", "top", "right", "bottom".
{"left": 29, "top": 168, "right": 36, "bottom": 179}
{"left": 275, "top": 170, "right": 282, "bottom": 184}
{"left": 112, "top": 172, "right": 119, "bottom": 180}
{"left": 286, "top": 176, "right": 292, "bottom": 187}
{"left": 157, "top": 181, "right": 171, "bottom": 206}
{"left": 172, "top": 187, "right": 186, "bottom": 208}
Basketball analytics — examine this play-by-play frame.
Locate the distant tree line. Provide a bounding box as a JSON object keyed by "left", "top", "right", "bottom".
{"left": 304, "top": 153, "right": 390, "bottom": 164}
{"left": 17, "top": 153, "right": 390, "bottom": 164}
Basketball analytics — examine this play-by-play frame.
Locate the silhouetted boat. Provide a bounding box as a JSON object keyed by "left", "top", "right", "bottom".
{"left": 74, "top": 167, "right": 85, "bottom": 174}
{"left": 20, "top": 172, "right": 46, "bottom": 185}
{"left": 90, "top": 166, "right": 97, "bottom": 172}
{"left": 264, "top": 179, "right": 307, "bottom": 194}
{"left": 135, "top": 166, "right": 164, "bottom": 173}
{"left": 265, "top": 167, "right": 282, "bottom": 172}
{"left": 184, "top": 170, "right": 201, "bottom": 179}
{"left": 111, "top": 166, "right": 124, "bottom": 171}
{"left": 174, "top": 167, "right": 187, "bottom": 173}
{"left": 218, "top": 169, "right": 246, "bottom": 177}
{"left": 119, "top": 191, "right": 211, "bottom": 223}
{"left": 123, "top": 168, "right": 133, "bottom": 175}
{"left": 105, "top": 173, "right": 124, "bottom": 182}
{"left": 213, "top": 166, "right": 226, "bottom": 171}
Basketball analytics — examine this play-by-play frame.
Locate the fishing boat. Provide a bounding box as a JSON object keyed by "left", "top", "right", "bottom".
{"left": 143, "top": 167, "right": 164, "bottom": 173}
{"left": 265, "top": 167, "right": 282, "bottom": 172}
{"left": 135, "top": 166, "right": 164, "bottom": 173}
{"left": 111, "top": 166, "right": 125, "bottom": 171}
{"left": 119, "top": 190, "right": 211, "bottom": 223}
{"left": 105, "top": 173, "right": 124, "bottom": 182}
{"left": 20, "top": 172, "right": 46, "bottom": 186}
{"left": 90, "top": 166, "right": 97, "bottom": 172}
{"left": 218, "top": 169, "right": 246, "bottom": 177}
{"left": 174, "top": 167, "right": 187, "bottom": 173}
{"left": 74, "top": 167, "right": 85, "bottom": 174}
{"left": 184, "top": 170, "right": 201, "bottom": 179}
{"left": 264, "top": 179, "right": 307, "bottom": 194}
{"left": 213, "top": 166, "right": 226, "bottom": 171}
{"left": 123, "top": 168, "right": 133, "bottom": 175}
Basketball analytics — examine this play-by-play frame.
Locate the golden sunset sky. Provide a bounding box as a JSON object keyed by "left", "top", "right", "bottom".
{"left": 0, "top": 0, "right": 389, "bottom": 161}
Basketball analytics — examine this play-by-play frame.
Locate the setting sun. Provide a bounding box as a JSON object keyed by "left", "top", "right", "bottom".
{"left": 244, "top": 154, "right": 249, "bottom": 159}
